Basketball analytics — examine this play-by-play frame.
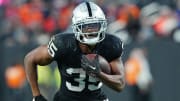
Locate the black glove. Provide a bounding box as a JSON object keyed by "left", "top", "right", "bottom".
{"left": 33, "top": 95, "right": 47, "bottom": 101}
{"left": 81, "top": 54, "right": 101, "bottom": 76}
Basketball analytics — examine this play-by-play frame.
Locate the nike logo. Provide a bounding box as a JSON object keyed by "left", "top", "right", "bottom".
{"left": 89, "top": 66, "right": 96, "bottom": 70}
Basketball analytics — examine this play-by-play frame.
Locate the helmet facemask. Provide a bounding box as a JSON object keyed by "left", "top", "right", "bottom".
{"left": 73, "top": 18, "right": 107, "bottom": 45}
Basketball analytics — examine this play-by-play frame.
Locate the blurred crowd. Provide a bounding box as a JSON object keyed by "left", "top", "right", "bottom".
{"left": 0, "top": 0, "right": 180, "bottom": 101}
{"left": 0, "top": 0, "right": 180, "bottom": 46}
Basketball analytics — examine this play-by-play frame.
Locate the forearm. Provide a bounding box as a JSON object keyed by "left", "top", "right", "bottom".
{"left": 98, "top": 72, "right": 125, "bottom": 92}
{"left": 24, "top": 56, "right": 40, "bottom": 96}
{"left": 24, "top": 45, "right": 53, "bottom": 97}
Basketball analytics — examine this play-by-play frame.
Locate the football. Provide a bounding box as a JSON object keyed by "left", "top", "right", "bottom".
{"left": 85, "top": 54, "right": 111, "bottom": 74}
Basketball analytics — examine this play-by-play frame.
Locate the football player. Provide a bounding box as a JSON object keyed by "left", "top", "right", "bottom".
{"left": 24, "top": 1, "right": 125, "bottom": 101}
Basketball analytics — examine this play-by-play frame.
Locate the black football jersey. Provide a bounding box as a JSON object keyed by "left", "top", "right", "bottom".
{"left": 48, "top": 33, "right": 123, "bottom": 100}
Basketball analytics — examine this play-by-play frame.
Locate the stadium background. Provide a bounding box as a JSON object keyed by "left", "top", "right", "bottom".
{"left": 0, "top": 0, "right": 180, "bottom": 101}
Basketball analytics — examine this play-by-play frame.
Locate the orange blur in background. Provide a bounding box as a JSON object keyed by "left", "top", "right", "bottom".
{"left": 5, "top": 64, "right": 26, "bottom": 89}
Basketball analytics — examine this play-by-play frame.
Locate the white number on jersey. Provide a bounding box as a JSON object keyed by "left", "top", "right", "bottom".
{"left": 66, "top": 68, "right": 102, "bottom": 92}
{"left": 48, "top": 39, "right": 58, "bottom": 57}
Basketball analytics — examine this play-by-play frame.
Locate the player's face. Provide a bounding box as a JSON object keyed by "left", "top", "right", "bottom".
{"left": 82, "top": 23, "right": 100, "bottom": 33}
{"left": 81, "top": 23, "right": 101, "bottom": 39}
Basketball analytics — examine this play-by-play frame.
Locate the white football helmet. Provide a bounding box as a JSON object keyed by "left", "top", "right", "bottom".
{"left": 72, "top": 1, "right": 107, "bottom": 45}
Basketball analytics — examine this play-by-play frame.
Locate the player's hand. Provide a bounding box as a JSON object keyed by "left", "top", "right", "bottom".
{"left": 32, "top": 95, "right": 47, "bottom": 101}
{"left": 81, "top": 54, "right": 100, "bottom": 77}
